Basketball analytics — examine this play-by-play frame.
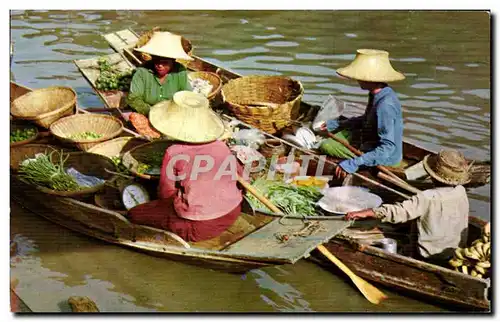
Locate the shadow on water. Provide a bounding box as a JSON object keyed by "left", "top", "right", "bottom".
{"left": 10, "top": 10, "right": 490, "bottom": 312}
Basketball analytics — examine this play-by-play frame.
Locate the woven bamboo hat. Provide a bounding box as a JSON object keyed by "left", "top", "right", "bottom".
{"left": 149, "top": 91, "right": 225, "bottom": 143}
{"left": 423, "top": 149, "right": 471, "bottom": 185}
{"left": 336, "top": 49, "right": 405, "bottom": 82}
{"left": 135, "top": 31, "right": 194, "bottom": 61}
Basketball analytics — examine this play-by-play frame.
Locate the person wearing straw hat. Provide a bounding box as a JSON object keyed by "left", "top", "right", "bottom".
{"left": 125, "top": 32, "right": 194, "bottom": 117}
{"left": 345, "top": 149, "right": 471, "bottom": 264}
{"left": 318, "top": 49, "right": 405, "bottom": 180}
{"left": 128, "top": 91, "right": 244, "bottom": 242}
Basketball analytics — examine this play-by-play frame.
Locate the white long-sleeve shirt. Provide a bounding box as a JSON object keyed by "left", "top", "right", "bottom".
{"left": 374, "top": 185, "right": 469, "bottom": 260}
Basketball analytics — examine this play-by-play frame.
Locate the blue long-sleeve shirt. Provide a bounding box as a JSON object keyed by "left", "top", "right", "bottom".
{"left": 347, "top": 86, "right": 403, "bottom": 168}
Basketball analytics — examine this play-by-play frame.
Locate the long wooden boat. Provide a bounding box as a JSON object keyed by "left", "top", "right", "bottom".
{"left": 75, "top": 28, "right": 490, "bottom": 191}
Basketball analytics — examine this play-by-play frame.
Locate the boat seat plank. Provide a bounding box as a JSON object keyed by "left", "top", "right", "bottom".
{"left": 116, "top": 29, "right": 139, "bottom": 46}
{"left": 222, "top": 218, "right": 351, "bottom": 263}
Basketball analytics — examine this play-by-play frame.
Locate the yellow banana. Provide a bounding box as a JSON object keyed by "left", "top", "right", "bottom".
{"left": 475, "top": 265, "right": 486, "bottom": 275}
{"left": 454, "top": 248, "right": 465, "bottom": 260}
{"left": 471, "top": 269, "right": 478, "bottom": 277}
{"left": 472, "top": 239, "right": 483, "bottom": 247}
{"left": 483, "top": 235, "right": 489, "bottom": 243}
{"left": 474, "top": 243, "right": 485, "bottom": 257}
{"left": 476, "top": 261, "right": 491, "bottom": 269}
{"left": 464, "top": 248, "right": 480, "bottom": 260}
{"left": 449, "top": 258, "right": 464, "bottom": 268}
{"left": 470, "top": 247, "right": 482, "bottom": 260}
{"left": 477, "top": 274, "right": 483, "bottom": 279}
{"left": 482, "top": 243, "right": 490, "bottom": 258}
{"left": 461, "top": 265, "right": 469, "bottom": 275}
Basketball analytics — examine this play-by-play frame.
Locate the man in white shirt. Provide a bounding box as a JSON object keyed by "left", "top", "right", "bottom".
{"left": 345, "top": 149, "right": 471, "bottom": 263}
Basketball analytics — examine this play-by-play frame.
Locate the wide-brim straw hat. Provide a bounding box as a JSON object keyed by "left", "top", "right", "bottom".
{"left": 423, "top": 149, "right": 471, "bottom": 186}
{"left": 336, "top": 49, "right": 405, "bottom": 83}
{"left": 149, "top": 91, "right": 225, "bottom": 143}
{"left": 135, "top": 31, "right": 194, "bottom": 61}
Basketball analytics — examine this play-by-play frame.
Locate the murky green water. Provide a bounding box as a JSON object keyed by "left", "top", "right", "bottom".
{"left": 10, "top": 10, "right": 490, "bottom": 312}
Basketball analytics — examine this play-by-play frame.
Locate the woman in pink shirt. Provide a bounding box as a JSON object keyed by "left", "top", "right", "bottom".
{"left": 128, "top": 91, "right": 243, "bottom": 242}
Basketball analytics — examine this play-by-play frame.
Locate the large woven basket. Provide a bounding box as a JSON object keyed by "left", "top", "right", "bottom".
{"left": 87, "top": 136, "right": 148, "bottom": 158}
{"left": 122, "top": 140, "right": 174, "bottom": 180}
{"left": 50, "top": 114, "right": 123, "bottom": 151}
{"left": 11, "top": 145, "right": 116, "bottom": 197}
{"left": 221, "top": 76, "right": 304, "bottom": 134}
{"left": 11, "top": 86, "right": 76, "bottom": 129}
{"left": 188, "top": 71, "right": 222, "bottom": 101}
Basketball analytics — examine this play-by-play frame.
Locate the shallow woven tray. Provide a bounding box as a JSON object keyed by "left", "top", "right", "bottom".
{"left": 11, "top": 145, "right": 117, "bottom": 197}
{"left": 10, "top": 121, "right": 39, "bottom": 147}
{"left": 121, "top": 140, "right": 174, "bottom": 180}
{"left": 188, "top": 71, "right": 222, "bottom": 100}
{"left": 10, "top": 86, "right": 76, "bottom": 129}
{"left": 87, "top": 136, "right": 149, "bottom": 158}
{"left": 221, "top": 76, "right": 304, "bottom": 134}
{"left": 50, "top": 114, "right": 123, "bottom": 151}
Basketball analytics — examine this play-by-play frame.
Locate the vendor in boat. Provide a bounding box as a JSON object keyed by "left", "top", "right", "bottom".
{"left": 126, "top": 32, "right": 193, "bottom": 116}
{"left": 128, "top": 91, "right": 243, "bottom": 242}
{"left": 318, "top": 49, "right": 405, "bottom": 180}
{"left": 345, "top": 149, "right": 470, "bottom": 264}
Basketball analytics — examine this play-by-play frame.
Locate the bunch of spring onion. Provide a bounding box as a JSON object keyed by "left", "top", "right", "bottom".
{"left": 18, "top": 150, "right": 81, "bottom": 191}
{"left": 246, "top": 177, "right": 323, "bottom": 216}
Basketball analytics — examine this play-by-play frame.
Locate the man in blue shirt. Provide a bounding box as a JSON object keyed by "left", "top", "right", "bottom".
{"left": 319, "top": 49, "right": 406, "bottom": 179}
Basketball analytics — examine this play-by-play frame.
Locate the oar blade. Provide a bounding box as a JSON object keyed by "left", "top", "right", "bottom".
{"left": 351, "top": 276, "right": 388, "bottom": 305}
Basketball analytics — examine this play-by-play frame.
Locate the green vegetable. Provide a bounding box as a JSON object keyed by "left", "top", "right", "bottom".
{"left": 18, "top": 150, "right": 81, "bottom": 191}
{"left": 246, "top": 177, "right": 323, "bottom": 216}
{"left": 136, "top": 163, "right": 150, "bottom": 174}
{"left": 70, "top": 131, "right": 103, "bottom": 140}
{"left": 95, "top": 58, "right": 135, "bottom": 92}
{"left": 111, "top": 156, "right": 129, "bottom": 174}
{"left": 10, "top": 127, "right": 37, "bottom": 143}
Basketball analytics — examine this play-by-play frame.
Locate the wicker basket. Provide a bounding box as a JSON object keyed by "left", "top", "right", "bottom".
{"left": 10, "top": 144, "right": 59, "bottom": 171}
{"left": 10, "top": 121, "right": 39, "bottom": 147}
{"left": 221, "top": 76, "right": 304, "bottom": 134}
{"left": 88, "top": 136, "right": 148, "bottom": 158}
{"left": 11, "top": 86, "right": 76, "bottom": 129}
{"left": 122, "top": 140, "right": 174, "bottom": 180}
{"left": 188, "top": 71, "right": 222, "bottom": 100}
{"left": 50, "top": 114, "right": 123, "bottom": 151}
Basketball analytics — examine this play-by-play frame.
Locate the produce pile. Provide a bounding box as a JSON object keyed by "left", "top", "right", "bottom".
{"left": 136, "top": 151, "right": 164, "bottom": 175}
{"left": 95, "top": 58, "right": 134, "bottom": 92}
{"left": 246, "top": 177, "right": 323, "bottom": 216}
{"left": 70, "top": 131, "right": 103, "bottom": 140}
{"left": 448, "top": 226, "right": 491, "bottom": 279}
{"left": 189, "top": 78, "right": 213, "bottom": 97}
{"left": 18, "top": 151, "right": 81, "bottom": 191}
{"left": 10, "top": 127, "right": 37, "bottom": 143}
{"left": 111, "top": 156, "right": 129, "bottom": 174}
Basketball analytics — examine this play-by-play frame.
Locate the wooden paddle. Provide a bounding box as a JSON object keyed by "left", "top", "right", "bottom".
{"left": 237, "top": 175, "right": 388, "bottom": 305}
{"left": 326, "top": 132, "right": 422, "bottom": 195}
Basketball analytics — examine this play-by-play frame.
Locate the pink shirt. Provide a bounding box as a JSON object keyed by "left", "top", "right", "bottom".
{"left": 158, "top": 141, "right": 243, "bottom": 221}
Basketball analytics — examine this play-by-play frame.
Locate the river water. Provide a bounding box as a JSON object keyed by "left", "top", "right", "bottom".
{"left": 9, "top": 10, "right": 490, "bottom": 312}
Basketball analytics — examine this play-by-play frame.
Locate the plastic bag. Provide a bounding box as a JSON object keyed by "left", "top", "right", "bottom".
{"left": 232, "top": 129, "right": 266, "bottom": 149}
{"left": 312, "top": 95, "right": 346, "bottom": 131}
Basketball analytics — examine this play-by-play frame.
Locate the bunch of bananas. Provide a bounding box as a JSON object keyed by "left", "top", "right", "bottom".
{"left": 449, "top": 228, "right": 491, "bottom": 279}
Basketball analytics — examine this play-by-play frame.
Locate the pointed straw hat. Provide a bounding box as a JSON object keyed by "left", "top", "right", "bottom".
{"left": 149, "top": 91, "right": 225, "bottom": 143}
{"left": 423, "top": 149, "right": 471, "bottom": 186}
{"left": 135, "top": 31, "right": 194, "bottom": 61}
{"left": 336, "top": 49, "right": 405, "bottom": 82}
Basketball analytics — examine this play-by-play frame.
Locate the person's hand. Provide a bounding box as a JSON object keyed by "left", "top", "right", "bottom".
{"left": 334, "top": 165, "right": 348, "bottom": 180}
{"left": 345, "top": 209, "right": 376, "bottom": 221}
{"left": 121, "top": 112, "right": 133, "bottom": 122}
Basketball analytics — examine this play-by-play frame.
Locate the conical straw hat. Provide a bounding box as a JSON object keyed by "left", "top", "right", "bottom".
{"left": 336, "top": 49, "right": 405, "bottom": 82}
{"left": 149, "top": 91, "right": 225, "bottom": 143}
{"left": 135, "top": 31, "right": 194, "bottom": 61}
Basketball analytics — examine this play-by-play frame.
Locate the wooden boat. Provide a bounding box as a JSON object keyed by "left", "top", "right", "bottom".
{"left": 10, "top": 82, "right": 352, "bottom": 274}
{"left": 74, "top": 28, "right": 490, "bottom": 191}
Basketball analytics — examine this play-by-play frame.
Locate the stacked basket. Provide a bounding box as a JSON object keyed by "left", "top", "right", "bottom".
{"left": 188, "top": 71, "right": 222, "bottom": 101}
{"left": 221, "top": 76, "right": 304, "bottom": 134}
{"left": 10, "top": 86, "right": 76, "bottom": 128}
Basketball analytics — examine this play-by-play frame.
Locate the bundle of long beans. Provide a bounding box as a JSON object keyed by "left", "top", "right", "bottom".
{"left": 18, "top": 150, "right": 81, "bottom": 191}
